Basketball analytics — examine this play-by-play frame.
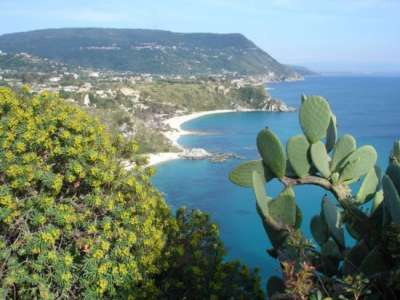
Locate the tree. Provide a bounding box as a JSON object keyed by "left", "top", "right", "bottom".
{"left": 230, "top": 95, "right": 400, "bottom": 299}
{"left": 158, "top": 208, "right": 264, "bottom": 300}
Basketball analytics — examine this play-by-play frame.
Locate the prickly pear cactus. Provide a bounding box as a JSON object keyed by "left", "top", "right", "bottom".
{"left": 299, "top": 96, "right": 332, "bottom": 143}
{"left": 386, "top": 163, "right": 400, "bottom": 193}
{"left": 330, "top": 134, "right": 356, "bottom": 172}
{"left": 339, "top": 145, "right": 378, "bottom": 182}
{"left": 267, "top": 186, "right": 297, "bottom": 227}
{"left": 310, "top": 215, "right": 329, "bottom": 246}
{"left": 392, "top": 140, "right": 400, "bottom": 165}
{"left": 326, "top": 114, "right": 337, "bottom": 153}
{"left": 321, "top": 196, "right": 345, "bottom": 247}
{"left": 256, "top": 128, "right": 286, "bottom": 178}
{"left": 267, "top": 277, "right": 285, "bottom": 299}
{"left": 229, "top": 160, "right": 270, "bottom": 187}
{"left": 229, "top": 94, "right": 400, "bottom": 299}
{"left": 355, "top": 166, "right": 381, "bottom": 205}
{"left": 287, "top": 135, "right": 311, "bottom": 178}
{"left": 383, "top": 175, "right": 400, "bottom": 224}
{"left": 311, "top": 141, "right": 331, "bottom": 178}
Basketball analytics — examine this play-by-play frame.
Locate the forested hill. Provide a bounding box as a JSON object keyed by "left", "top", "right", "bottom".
{"left": 0, "top": 28, "right": 298, "bottom": 78}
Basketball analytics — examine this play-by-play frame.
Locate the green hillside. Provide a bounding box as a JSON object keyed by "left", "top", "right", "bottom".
{"left": 0, "top": 28, "right": 298, "bottom": 78}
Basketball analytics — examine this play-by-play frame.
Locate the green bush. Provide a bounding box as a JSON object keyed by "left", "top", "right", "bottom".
{"left": 236, "top": 86, "right": 266, "bottom": 103}
{"left": 158, "top": 208, "right": 264, "bottom": 300}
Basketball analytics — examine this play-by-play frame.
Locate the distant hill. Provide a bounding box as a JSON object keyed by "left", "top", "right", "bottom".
{"left": 0, "top": 28, "right": 299, "bottom": 78}
{"left": 286, "top": 64, "right": 317, "bottom": 76}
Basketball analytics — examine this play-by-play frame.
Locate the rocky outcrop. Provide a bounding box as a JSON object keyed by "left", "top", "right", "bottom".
{"left": 179, "top": 148, "right": 243, "bottom": 163}
{"left": 181, "top": 148, "right": 212, "bottom": 160}
{"left": 258, "top": 97, "right": 296, "bottom": 112}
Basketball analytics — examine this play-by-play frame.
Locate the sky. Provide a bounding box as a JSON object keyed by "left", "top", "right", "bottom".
{"left": 0, "top": 0, "right": 399, "bottom": 73}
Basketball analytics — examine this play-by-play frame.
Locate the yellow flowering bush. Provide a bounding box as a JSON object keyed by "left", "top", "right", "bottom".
{"left": 0, "top": 88, "right": 172, "bottom": 299}
{"left": 0, "top": 87, "right": 264, "bottom": 299}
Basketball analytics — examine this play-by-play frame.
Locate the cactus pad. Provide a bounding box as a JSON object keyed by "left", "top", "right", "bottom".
{"left": 287, "top": 135, "right": 311, "bottom": 178}
{"left": 392, "top": 140, "right": 400, "bottom": 163}
{"left": 267, "top": 276, "right": 285, "bottom": 299}
{"left": 386, "top": 163, "right": 400, "bottom": 194}
{"left": 311, "top": 141, "right": 331, "bottom": 178}
{"left": 310, "top": 215, "right": 329, "bottom": 246}
{"left": 355, "top": 166, "right": 381, "bottom": 205}
{"left": 326, "top": 114, "right": 337, "bottom": 153}
{"left": 321, "top": 238, "right": 342, "bottom": 260}
{"left": 330, "top": 134, "right": 356, "bottom": 172}
{"left": 343, "top": 240, "right": 369, "bottom": 274}
{"left": 294, "top": 205, "right": 303, "bottom": 229}
{"left": 383, "top": 175, "right": 400, "bottom": 224}
{"left": 299, "top": 96, "right": 332, "bottom": 143}
{"left": 267, "top": 187, "right": 297, "bottom": 227}
{"left": 256, "top": 128, "right": 286, "bottom": 178}
{"left": 371, "top": 190, "right": 384, "bottom": 214}
{"left": 322, "top": 196, "right": 345, "bottom": 247}
{"left": 339, "top": 145, "right": 377, "bottom": 182}
{"left": 229, "top": 160, "right": 272, "bottom": 187}
{"left": 252, "top": 171, "right": 290, "bottom": 247}
{"left": 252, "top": 171, "right": 271, "bottom": 212}
{"left": 359, "top": 247, "right": 389, "bottom": 276}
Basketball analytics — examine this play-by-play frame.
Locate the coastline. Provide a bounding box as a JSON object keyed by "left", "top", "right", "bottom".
{"left": 146, "top": 109, "right": 242, "bottom": 166}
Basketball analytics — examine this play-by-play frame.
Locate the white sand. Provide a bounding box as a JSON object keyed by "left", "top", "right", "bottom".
{"left": 163, "top": 110, "right": 237, "bottom": 147}
{"left": 146, "top": 152, "right": 181, "bottom": 166}
{"left": 146, "top": 109, "right": 238, "bottom": 166}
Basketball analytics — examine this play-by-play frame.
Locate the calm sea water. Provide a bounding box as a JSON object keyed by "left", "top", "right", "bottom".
{"left": 152, "top": 76, "right": 400, "bottom": 281}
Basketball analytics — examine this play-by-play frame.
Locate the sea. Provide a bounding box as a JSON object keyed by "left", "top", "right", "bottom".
{"left": 151, "top": 75, "right": 400, "bottom": 282}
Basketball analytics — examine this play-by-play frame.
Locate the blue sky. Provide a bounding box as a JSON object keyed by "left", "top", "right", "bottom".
{"left": 0, "top": 0, "right": 399, "bottom": 73}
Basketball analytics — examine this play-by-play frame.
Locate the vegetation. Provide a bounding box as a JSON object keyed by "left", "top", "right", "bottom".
{"left": 0, "top": 87, "right": 263, "bottom": 299}
{"left": 285, "top": 65, "right": 317, "bottom": 76}
{"left": 135, "top": 80, "right": 270, "bottom": 112}
{"left": 230, "top": 95, "right": 400, "bottom": 299}
{"left": 63, "top": 80, "right": 275, "bottom": 154}
{"left": 0, "top": 53, "right": 69, "bottom": 73}
{"left": 158, "top": 208, "right": 264, "bottom": 300}
{"left": 0, "top": 28, "right": 298, "bottom": 77}
{"left": 0, "top": 49, "right": 296, "bottom": 154}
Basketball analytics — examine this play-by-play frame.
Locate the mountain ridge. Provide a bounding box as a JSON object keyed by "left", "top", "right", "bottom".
{"left": 0, "top": 28, "right": 300, "bottom": 79}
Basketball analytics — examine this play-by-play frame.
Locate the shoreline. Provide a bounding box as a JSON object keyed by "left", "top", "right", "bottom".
{"left": 146, "top": 109, "right": 247, "bottom": 166}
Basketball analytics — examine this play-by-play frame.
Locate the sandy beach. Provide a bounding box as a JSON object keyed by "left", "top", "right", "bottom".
{"left": 146, "top": 109, "right": 238, "bottom": 166}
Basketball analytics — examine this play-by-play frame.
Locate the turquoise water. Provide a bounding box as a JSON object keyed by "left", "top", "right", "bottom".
{"left": 152, "top": 76, "right": 400, "bottom": 281}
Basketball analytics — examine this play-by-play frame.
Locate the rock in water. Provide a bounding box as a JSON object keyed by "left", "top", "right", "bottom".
{"left": 181, "top": 148, "right": 212, "bottom": 160}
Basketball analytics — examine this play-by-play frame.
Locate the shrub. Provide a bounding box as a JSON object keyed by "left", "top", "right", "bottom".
{"left": 0, "top": 87, "right": 264, "bottom": 299}
{"left": 230, "top": 95, "right": 400, "bottom": 299}
{"left": 0, "top": 87, "right": 172, "bottom": 298}
{"left": 158, "top": 208, "right": 264, "bottom": 300}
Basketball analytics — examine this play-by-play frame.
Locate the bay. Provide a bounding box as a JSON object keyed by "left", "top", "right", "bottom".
{"left": 152, "top": 75, "right": 400, "bottom": 280}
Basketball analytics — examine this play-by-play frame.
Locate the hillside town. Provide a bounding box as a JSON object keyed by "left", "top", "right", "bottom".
{"left": 0, "top": 51, "right": 295, "bottom": 155}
